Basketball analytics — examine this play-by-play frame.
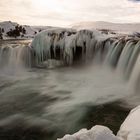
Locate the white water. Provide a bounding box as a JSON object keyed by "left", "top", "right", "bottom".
{"left": 0, "top": 40, "right": 31, "bottom": 76}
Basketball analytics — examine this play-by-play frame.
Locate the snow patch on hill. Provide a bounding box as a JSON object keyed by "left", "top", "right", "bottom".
{"left": 0, "top": 21, "right": 50, "bottom": 40}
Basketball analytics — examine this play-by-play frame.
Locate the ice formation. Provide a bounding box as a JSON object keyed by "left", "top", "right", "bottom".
{"left": 31, "top": 27, "right": 109, "bottom": 65}
{"left": 31, "top": 28, "right": 140, "bottom": 67}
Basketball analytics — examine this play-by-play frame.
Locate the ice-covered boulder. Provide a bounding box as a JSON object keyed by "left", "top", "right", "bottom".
{"left": 117, "top": 105, "right": 140, "bottom": 140}
{"left": 58, "top": 125, "right": 119, "bottom": 140}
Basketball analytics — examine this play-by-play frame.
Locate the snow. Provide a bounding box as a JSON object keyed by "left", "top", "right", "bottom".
{"left": 117, "top": 105, "right": 140, "bottom": 140}
{"left": 58, "top": 125, "right": 119, "bottom": 140}
{"left": 0, "top": 21, "right": 18, "bottom": 34}
{"left": 0, "top": 21, "right": 49, "bottom": 40}
{"left": 71, "top": 21, "right": 140, "bottom": 34}
{"left": 23, "top": 25, "right": 37, "bottom": 38}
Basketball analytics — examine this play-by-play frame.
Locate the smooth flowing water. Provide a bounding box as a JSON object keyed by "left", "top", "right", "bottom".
{"left": 0, "top": 39, "right": 139, "bottom": 140}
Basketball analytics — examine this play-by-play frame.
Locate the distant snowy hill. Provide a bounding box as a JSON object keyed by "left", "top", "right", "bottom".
{"left": 0, "top": 21, "right": 18, "bottom": 33}
{"left": 0, "top": 21, "right": 50, "bottom": 40}
{"left": 71, "top": 21, "right": 140, "bottom": 33}
{"left": 0, "top": 21, "right": 37, "bottom": 39}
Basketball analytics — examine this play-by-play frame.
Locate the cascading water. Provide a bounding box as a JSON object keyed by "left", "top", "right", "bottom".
{"left": 0, "top": 42, "right": 31, "bottom": 75}
{"left": 0, "top": 28, "right": 140, "bottom": 140}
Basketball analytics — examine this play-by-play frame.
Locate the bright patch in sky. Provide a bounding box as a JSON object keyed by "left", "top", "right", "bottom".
{"left": 0, "top": 0, "right": 140, "bottom": 26}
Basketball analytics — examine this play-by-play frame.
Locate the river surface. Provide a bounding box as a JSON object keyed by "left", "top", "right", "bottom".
{"left": 0, "top": 40, "right": 136, "bottom": 140}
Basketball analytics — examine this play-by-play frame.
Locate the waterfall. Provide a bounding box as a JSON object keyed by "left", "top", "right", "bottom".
{"left": 31, "top": 28, "right": 140, "bottom": 90}
{"left": 0, "top": 44, "right": 31, "bottom": 74}
{"left": 117, "top": 40, "right": 136, "bottom": 72}
{"left": 0, "top": 28, "right": 140, "bottom": 83}
{"left": 31, "top": 28, "right": 107, "bottom": 65}
{"left": 126, "top": 40, "right": 140, "bottom": 78}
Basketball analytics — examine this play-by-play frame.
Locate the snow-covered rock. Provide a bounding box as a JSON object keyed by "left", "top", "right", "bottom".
{"left": 117, "top": 105, "right": 140, "bottom": 140}
{"left": 58, "top": 125, "right": 119, "bottom": 140}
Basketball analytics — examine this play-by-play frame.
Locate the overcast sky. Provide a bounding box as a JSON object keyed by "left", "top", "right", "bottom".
{"left": 0, "top": 0, "right": 140, "bottom": 26}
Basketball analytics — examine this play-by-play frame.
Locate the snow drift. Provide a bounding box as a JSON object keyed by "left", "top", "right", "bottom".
{"left": 71, "top": 21, "right": 140, "bottom": 34}
{"left": 58, "top": 125, "right": 119, "bottom": 140}
{"left": 117, "top": 105, "right": 140, "bottom": 140}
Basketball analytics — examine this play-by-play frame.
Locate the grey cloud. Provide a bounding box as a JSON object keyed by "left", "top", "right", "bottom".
{"left": 129, "top": 0, "right": 140, "bottom": 2}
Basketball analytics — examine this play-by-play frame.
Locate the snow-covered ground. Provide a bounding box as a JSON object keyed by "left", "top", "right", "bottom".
{"left": 58, "top": 105, "right": 140, "bottom": 140}
{"left": 58, "top": 126, "right": 119, "bottom": 140}
{"left": 0, "top": 21, "right": 51, "bottom": 40}
{"left": 71, "top": 21, "right": 140, "bottom": 34}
